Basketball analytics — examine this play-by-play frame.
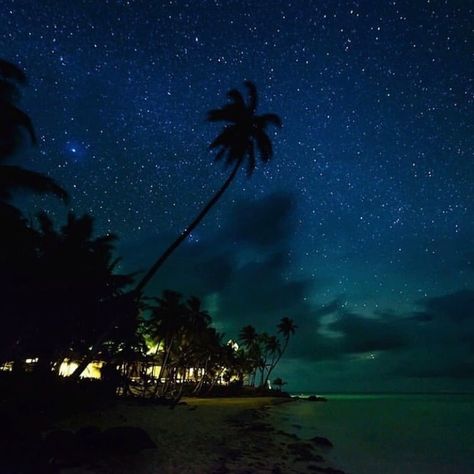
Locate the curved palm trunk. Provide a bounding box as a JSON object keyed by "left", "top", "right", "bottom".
{"left": 134, "top": 157, "right": 242, "bottom": 294}
{"left": 70, "top": 159, "right": 242, "bottom": 380}
{"left": 153, "top": 336, "right": 174, "bottom": 397}
{"left": 263, "top": 337, "right": 289, "bottom": 387}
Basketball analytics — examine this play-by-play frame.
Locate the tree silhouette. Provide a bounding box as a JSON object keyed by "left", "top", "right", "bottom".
{"left": 4, "top": 212, "right": 134, "bottom": 372}
{"left": 0, "top": 59, "right": 69, "bottom": 368}
{"left": 277, "top": 316, "right": 297, "bottom": 352}
{"left": 0, "top": 59, "right": 68, "bottom": 219}
{"left": 135, "top": 81, "right": 282, "bottom": 293}
{"left": 272, "top": 377, "right": 286, "bottom": 392}
{"left": 238, "top": 325, "right": 260, "bottom": 386}
{"left": 144, "top": 290, "right": 187, "bottom": 396}
{"left": 71, "top": 81, "right": 282, "bottom": 377}
{"left": 266, "top": 316, "right": 297, "bottom": 382}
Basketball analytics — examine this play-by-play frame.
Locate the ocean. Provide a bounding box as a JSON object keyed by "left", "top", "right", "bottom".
{"left": 269, "top": 393, "right": 474, "bottom": 474}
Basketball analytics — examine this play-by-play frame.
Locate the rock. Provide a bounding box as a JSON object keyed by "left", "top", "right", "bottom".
{"left": 43, "top": 429, "right": 86, "bottom": 468}
{"left": 75, "top": 425, "right": 102, "bottom": 449}
{"left": 317, "top": 468, "right": 346, "bottom": 474}
{"left": 311, "top": 436, "right": 333, "bottom": 448}
{"left": 0, "top": 425, "right": 44, "bottom": 473}
{"left": 288, "top": 442, "right": 320, "bottom": 461}
{"left": 248, "top": 422, "right": 274, "bottom": 432}
{"left": 43, "top": 429, "right": 75, "bottom": 456}
{"left": 99, "top": 426, "right": 156, "bottom": 453}
{"left": 307, "top": 395, "right": 328, "bottom": 402}
{"left": 276, "top": 429, "right": 299, "bottom": 440}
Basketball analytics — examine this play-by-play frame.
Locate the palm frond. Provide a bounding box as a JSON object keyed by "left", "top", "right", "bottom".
{"left": 207, "top": 104, "right": 243, "bottom": 123}
{"left": 244, "top": 80, "right": 258, "bottom": 112}
{"left": 1, "top": 102, "right": 37, "bottom": 145}
{"left": 214, "top": 148, "right": 226, "bottom": 162}
{"left": 0, "top": 81, "right": 20, "bottom": 102}
{"left": 226, "top": 89, "right": 245, "bottom": 106}
{"left": 0, "top": 59, "right": 27, "bottom": 84}
{"left": 254, "top": 130, "right": 273, "bottom": 162}
{"left": 258, "top": 113, "right": 282, "bottom": 128}
{"left": 246, "top": 141, "right": 256, "bottom": 177}
{"left": 209, "top": 126, "right": 235, "bottom": 149}
{"left": 0, "top": 165, "right": 69, "bottom": 202}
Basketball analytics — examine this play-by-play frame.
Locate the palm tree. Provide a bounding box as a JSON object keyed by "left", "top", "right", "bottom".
{"left": 0, "top": 59, "right": 68, "bottom": 216}
{"left": 277, "top": 316, "right": 297, "bottom": 354}
{"left": 238, "top": 325, "right": 260, "bottom": 386}
{"left": 0, "top": 211, "right": 133, "bottom": 371}
{"left": 262, "top": 335, "right": 282, "bottom": 387}
{"left": 70, "top": 81, "right": 281, "bottom": 378}
{"left": 257, "top": 317, "right": 297, "bottom": 387}
{"left": 239, "top": 324, "right": 258, "bottom": 349}
{"left": 135, "top": 81, "right": 281, "bottom": 293}
{"left": 272, "top": 377, "right": 286, "bottom": 392}
{"left": 145, "top": 290, "right": 187, "bottom": 396}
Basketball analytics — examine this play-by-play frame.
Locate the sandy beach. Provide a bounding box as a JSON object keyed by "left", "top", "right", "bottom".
{"left": 54, "top": 397, "right": 343, "bottom": 474}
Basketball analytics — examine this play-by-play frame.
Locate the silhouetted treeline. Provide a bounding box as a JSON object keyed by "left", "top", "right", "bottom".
{"left": 0, "top": 59, "right": 293, "bottom": 405}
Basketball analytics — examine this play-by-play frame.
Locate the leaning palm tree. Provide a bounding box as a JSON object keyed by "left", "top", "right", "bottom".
{"left": 254, "top": 317, "right": 297, "bottom": 387}
{"left": 70, "top": 81, "right": 281, "bottom": 379}
{"left": 135, "top": 81, "right": 281, "bottom": 293}
{"left": 277, "top": 316, "right": 297, "bottom": 355}
{"left": 0, "top": 59, "right": 68, "bottom": 214}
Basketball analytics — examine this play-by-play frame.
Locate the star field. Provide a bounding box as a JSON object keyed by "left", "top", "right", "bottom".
{"left": 2, "top": 0, "right": 473, "bottom": 390}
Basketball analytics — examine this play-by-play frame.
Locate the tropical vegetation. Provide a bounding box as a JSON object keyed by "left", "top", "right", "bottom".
{"left": 0, "top": 59, "right": 294, "bottom": 405}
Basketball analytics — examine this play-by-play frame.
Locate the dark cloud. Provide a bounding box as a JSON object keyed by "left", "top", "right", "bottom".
{"left": 420, "top": 289, "right": 474, "bottom": 324}
{"left": 215, "top": 251, "right": 315, "bottom": 331}
{"left": 329, "top": 311, "right": 408, "bottom": 354}
{"left": 121, "top": 191, "right": 323, "bottom": 337}
{"left": 224, "top": 192, "right": 296, "bottom": 248}
{"left": 121, "top": 192, "right": 474, "bottom": 389}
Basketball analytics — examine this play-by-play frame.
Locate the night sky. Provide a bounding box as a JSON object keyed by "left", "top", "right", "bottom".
{"left": 3, "top": 0, "right": 473, "bottom": 392}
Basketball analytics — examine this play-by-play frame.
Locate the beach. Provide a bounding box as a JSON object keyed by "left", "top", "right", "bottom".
{"left": 54, "top": 397, "right": 342, "bottom": 474}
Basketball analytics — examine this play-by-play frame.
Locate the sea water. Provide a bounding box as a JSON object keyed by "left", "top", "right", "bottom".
{"left": 269, "top": 393, "right": 474, "bottom": 474}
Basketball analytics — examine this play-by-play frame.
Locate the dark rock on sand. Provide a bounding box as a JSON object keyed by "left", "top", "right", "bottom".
{"left": 307, "top": 395, "right": 328, "bottom": 402}
{"left": 99, "top": 426, "right": 156, "bottom": 453}
{"left": 315, "top": 468, "right": 346, "bottom": 474}
{"left": 287, "top": 442, "right": 323, "bottom": 462}
{"left": 75, "top": 425, "right": 102, "bottom": 451}
{"left": 248, "top": 422, "right": 274, "bottom": 432}
{"left": 276, "top": 429, "right": 299, "bottom": 440}
{"left": 0, "top": 424, "right": 45, "bottom": 474}
{"left": 43, "top": 429, "right": 76, "bottom": 456}
{"left": 311, "top": 436, "right": 334, "bottom": 448}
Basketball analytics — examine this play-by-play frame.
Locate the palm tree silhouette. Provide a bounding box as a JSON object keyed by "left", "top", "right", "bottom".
{"left": 239, "top": 324, "right": 260, "bottom": 386}
{"left": 277, "top": 316, "right": 297, "bottom": 355}
{"left": 135, "top": 81, "right": 281, "bottom": 293}
{"left": 0, "top": 59, "right": 68, "bottom": 215}
{"left": 145, "top": 290, "right": 187, "bottom": 396}
{"left": 70, "top": 81, "right": 281, "bottom": 379}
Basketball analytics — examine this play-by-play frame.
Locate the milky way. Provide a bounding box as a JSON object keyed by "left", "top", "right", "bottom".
{"left": 3, "top": 1, "right": 473, "bottom": 390}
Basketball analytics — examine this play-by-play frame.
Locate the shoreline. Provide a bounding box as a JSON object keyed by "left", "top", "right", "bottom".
{"left": 53, "top": 396, "right": 344, "bottom": 474}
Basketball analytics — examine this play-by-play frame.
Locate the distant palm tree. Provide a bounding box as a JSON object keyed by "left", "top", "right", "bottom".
{"left": 239, "top": 324, "right": 260, "bottom": 386}
{"left": 272, "top": 377, "right": 286, "bottom": 392}
{"left": 145, "top": 290, "right": 187, "bottom": 396}
{"left": 239, "top": 324, "right": 258, "bottom": 349}
{"left": 262, "top": 334, "right": 282, "bottom": 387}
{"left": 135, "top": 81, "right": 281, "bottom": 293}
{"left": 0, "top": 59, "right": 67, "bottom": 215}
{"left": 277, "top": 316, "right": 297, "bottom": 353}
{"left": 251, "top": 317, "right": 297, "bottom": 387}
